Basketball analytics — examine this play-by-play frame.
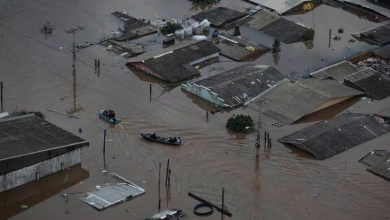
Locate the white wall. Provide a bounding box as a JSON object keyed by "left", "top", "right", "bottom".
{"left": 0, "top": 148, "right": 81, "bottom": 192}
{"left": 182, "top": 83, "right": 226, "bottom": 107}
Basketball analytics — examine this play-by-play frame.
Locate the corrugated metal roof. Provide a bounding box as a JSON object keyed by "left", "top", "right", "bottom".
{"left": 215, "top": 36, "right": 269, "bottom": 61}
{"left": 260, "top": 79, "right": 364, "bottom": 124}
{"left": 246, "top": 0, "right": 314, "bottom": 14}
{"left": 279, "top": 113, "right": 390, "bottom": 159}
{"left": 0, "top": 115, "right": 88, "bottom": 161}
{"left": 311, "top": 61, "right": 360, "bottom": 82}
{"left": 360, "top": 150, "right": 389, "bottom": 167}
{"left": 245, "top": 10, "right": 280, "bottom": 30}
{"left": 368, "top": 151, "right": 390, "bottom": 181}
{"left": 353, "top": 21, "right": 390, "bottom": 46}
{"left": 192, "top": 7, "right": 247, "bottom": 27}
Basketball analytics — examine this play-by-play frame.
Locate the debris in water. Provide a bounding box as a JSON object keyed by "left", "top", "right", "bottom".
{"left": 21, "top": 205, "right": 29, "bottom": 209}
{"left": 314, "top": 194, "right": 317, "bottom": 197}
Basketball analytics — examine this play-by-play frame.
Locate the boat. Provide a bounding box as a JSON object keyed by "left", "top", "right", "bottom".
{"left": 140, "top": 133, "right": 181, "bottom": 145}
{"left": 99, "top": 109, "right": 121, "bottom": 124}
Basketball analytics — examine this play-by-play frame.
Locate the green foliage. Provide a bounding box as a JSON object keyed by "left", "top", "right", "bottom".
{"left": 10, "top": 109, "right": 46, "bottom": 118}
{"left": 272, "top": 38, "right": 281, "bottom": 54}
{"left": 188, "top": 0, "right": 220, "bottom": 3}
{"left": 302, "top": 28, "right": 315, "bottom": 41}
{"left": 226, "top": 114, "right": 255, "bottom": 133}
{"left": 161, "top": 23, "right": 183, "bottom": 35}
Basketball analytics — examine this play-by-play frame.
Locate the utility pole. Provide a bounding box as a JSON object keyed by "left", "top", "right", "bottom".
{"left": 158, "top": 162, "right": 162, "bottom": 210}
{"left": 221, "top": 187, "right": 225, "bottom": 220}
{"left": 1, "top": 82, "right": 3, "bottom": 112}
{"left": 64, "top": 26, "right": 84, "bottom": 112}
{"left": 256, "top": 101, "right": 261, "bottom": 157}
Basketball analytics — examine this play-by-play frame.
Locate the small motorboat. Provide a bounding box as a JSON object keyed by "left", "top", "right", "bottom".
{"left": 140, "top": 133, "right": 181, "bottom": 145}
{"left": 99, "top": 109, "right": 121, "bottom": 124}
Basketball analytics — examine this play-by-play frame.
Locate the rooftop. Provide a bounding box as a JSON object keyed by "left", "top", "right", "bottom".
{"left": 368, "top": 151, "right": 390, "bottom": 181}
{"left": 311, "top": 61, "right": 390, "bottom": 100}
{"left": 244, "top": 10, "right": 310, "bottom": 43}
{"left": 192, "top": 7, "right": 247, "bottom": 27}
{"left": 0, "top": 114, "right": 88, "bottom": 161}
{"left": 374, "top": 44, "right": 390, "bottom": 60}
{"left": 127, "top": 40, "right": 220, "bottom": 83}
{"left": 112, "top": 12, "right": 157, "bottom": 41}
{"left": 360, "top": 150, "right": 389, "bottom": 167}
{"left": 260, "top": 79, "right": 364, "bottom": 124}
{"left": 376, "top": 109, "right": 390, "bottom": 118}
{"left": 184, "top": 64, "right": 284, "bottom": 107}
{"left": 279, "top": 113, "right": 390, "bottom": 160}
{"left": 245, "top": 0, "right": 315, "bottom": 14}
{"left": 352, "top": 21, "right": 390, "bottom": 46}
{"left": 215, "top": 36, "right": 269, "bottom": 61}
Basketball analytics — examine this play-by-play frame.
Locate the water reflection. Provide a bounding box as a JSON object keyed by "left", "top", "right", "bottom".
{"left": 189, "top": 0, "right": 221, "bottom": 12}
{"left": 0, "top": 165, "right": 89, "bottom": 220}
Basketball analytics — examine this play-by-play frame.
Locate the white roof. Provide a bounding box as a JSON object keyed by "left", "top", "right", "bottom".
{"left": 247, "top": 0, "right": 313, "bottom": 14}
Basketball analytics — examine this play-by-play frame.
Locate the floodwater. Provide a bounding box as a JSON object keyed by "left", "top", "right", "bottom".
{"left": 0, "top": 1, "right": 390, "bottom": 220}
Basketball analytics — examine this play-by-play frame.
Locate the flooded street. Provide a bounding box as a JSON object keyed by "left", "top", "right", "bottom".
{"left": 1, "top": 0, "right": 390, "bottom": 220}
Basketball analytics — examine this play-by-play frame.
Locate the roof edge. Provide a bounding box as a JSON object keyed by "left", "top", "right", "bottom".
{"left": 0, "top": 141, "right": 89, "bottom": 162}
{"left": 0, "top": 114, "right": 35, "bottom": 123}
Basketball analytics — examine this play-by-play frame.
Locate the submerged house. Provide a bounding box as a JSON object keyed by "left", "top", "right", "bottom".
{"left": 215, "top": 36, "right": 270, "bottom": 61}
{"left": 192, "top": 7, "right": 247, "bottom": 27}
{"left": 310, "top": 61, "right": 390, "bottom": 100}
{"left": 244, "top": 9, "right": 310, "bottom": 44}
{"left": 351, "top": 21, "right": 390, "bottom": 46}
{"left": 279, "top": 113, "right": 390, "bottom": 160}
{"left": 127, "top": 40, "right": 220, "bottom": 83}
{"left": 0, "top": 114, "right": 89, "bottom": 192}
{"left": 182, "top": 64, "right": 284, "bottom": 108}
{"left": 360, "top": 150, "right": 390, "bottom": 181}
{"left": 259, "top": 78, "right": 364, "bottom": 124}
{"left": 244, "top": 0, "right": 319, "bottom": 15}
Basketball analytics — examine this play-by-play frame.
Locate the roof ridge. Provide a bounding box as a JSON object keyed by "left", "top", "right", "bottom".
{"left": 0, "top": 113, "right": 35, "bottom": 123}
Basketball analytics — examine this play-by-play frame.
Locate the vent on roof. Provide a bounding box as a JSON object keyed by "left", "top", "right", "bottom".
{"left": 41, "top": 122, "right": 52, "bottom": 128}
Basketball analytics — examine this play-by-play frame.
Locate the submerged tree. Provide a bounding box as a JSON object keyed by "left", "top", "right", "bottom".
{"left": 161, "top": 22, "right": 183, "bottom": 35}
{"left": 226, "top": 114, "right": 255, "bottom": 133}
{"left": 39, "top": 22, "right": 55, "bottom": 40}
{"left": 10, "top": 109, "right": 45, "bottom": 118}
{"left": 272, "top": 38, "right": 281, "bottom": 65}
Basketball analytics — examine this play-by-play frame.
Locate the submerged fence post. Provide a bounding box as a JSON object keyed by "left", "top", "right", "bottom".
{"left": 1, "top": 82, "right": 3, "bottom": 112}
{"left": 158, "top": 162, "right": 162, "bottom": 210}
{"left": 103, "top": 129, "right": 106, "bottom": 155}
{"left": 149, "top": 84, "right": 152, "bottom": 102}
{"left": 221, "top": 187, "right": 225, "bottom": 220}
{"left": 328, "top": 28, "right": 332, "bottom": 48}
{"left": 165, "top": 159, "right": 170, "bottom": 186}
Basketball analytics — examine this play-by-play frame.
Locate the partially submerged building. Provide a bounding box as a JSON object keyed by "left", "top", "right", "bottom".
{"left": 244, "top": 10, "right": 310, "bottom": 43}
{"left": 182, "top": 64, "right": 284, "bottom": 108}
{"left": 112, "top": 12, "right": 158, "bottom": 42}
{"left": 360, "top": 150, "right": 390, "bottom": 181}
{"left": 351, "top": 21, "right": 390, "bottom": 46}
{"left": 215, "top": 36, "right": 269, "bottom": 61}
{"left": 127, "top": 40, "right": 220, "bottom": 83}
{"left": 279, "top": 113, "right": 390, "bottom": 160}
{"left": 192, "top": 7, "right": 247, "bottom": 27}
{"left": 0, "top": 114, "right": 89, "bottom": 192}
{"left": 259, "top": 78, "right": 364, "bottom": 124}
{"left": 310, "top": 61, "right": 390, "bottom": 100}
{"left": 244, "top": 0, "right": 319, "bottom": 15}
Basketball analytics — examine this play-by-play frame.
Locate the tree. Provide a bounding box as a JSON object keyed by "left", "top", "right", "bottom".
{"left": 226, "top": 114, "right": 255, "bottom": 133}
{"left": 10, "top": 109, "right": 45, "bottom": 118}
{"left": 161, "top": 23, "right": 183, "bottom": 35}
{"left": 272, "top": 38, "right": 281, "bottom": 54}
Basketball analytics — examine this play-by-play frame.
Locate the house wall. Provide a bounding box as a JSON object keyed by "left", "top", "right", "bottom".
{"left": 311, "top": 96, "right": 351, "bottom": 113}
{"left": 130, "top": 63, "right": 167, "bottom": 81}
{"left": 182, "top": 83, "right": 225, "bottom": 107}
{"left": 0, "top": 148, "right": 81, "bottom": 192}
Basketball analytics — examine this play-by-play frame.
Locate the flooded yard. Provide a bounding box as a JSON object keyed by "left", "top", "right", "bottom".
{"left": 0, "top": 1, "right": 389, "bottom": 220}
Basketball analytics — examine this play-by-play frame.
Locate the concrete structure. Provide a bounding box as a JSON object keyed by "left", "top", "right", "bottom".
{"left": 244, "top": 10, "right": 310, "bottom": 43}
{"left": 192, "top": 7, "right": 247, "bottom": 27}
{"left": 244, "top": 0, "right": 318, "bottom": 15}
{"left": 0, "top": 114, "right": 88, "bottom": 192}
{"left": 182, "top": 64, "right": 284, "bottom": 108}
{"left": 215, "top": 35, "right": 269, "bottom": 61}
{"left": 259, "top": 78, "right": 364, "bottom": 124}
{"left": 279, "top": 113, "right": 390, "bottom": 159}
{"left": 127, "top": 40, "right": 220, "bottom": 83}
{"left": 311, "top": 61, "right": 390, "bottom": 100}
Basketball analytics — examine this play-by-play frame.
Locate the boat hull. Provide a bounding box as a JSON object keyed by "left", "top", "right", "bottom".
{"left": 99, "top": 110, "right": 121, "bottom": 125}
{"left": 140, "top": 133, "right": 181, "bottom": 145}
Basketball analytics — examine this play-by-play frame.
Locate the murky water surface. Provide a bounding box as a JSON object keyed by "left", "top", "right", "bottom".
{"left": 0, "top": 1, "right": 389, "bottom": 220}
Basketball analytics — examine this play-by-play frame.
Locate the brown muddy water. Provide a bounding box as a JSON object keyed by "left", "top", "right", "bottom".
{"left": 0, "top": 1, "right": 390, "bottom": 220}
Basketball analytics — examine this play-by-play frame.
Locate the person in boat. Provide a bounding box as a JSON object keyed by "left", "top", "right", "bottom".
{"left": 108, "top": 109, "right": 115, "bottom": 119}
{"left": 151, "top": 133, "right": 157, "bottom": 139}
{"left": 171, "top": 137, "right": 177, "bottom": 143}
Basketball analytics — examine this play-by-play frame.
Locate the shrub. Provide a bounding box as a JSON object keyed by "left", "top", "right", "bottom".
{"left": 302, "top": 28, "right": 315, "bottom": 41}
{"left": 226, "top": 114, "right": 255, "bottom": 133}
{"left": 161, "top": 23, "right": 183, "bottom": 35}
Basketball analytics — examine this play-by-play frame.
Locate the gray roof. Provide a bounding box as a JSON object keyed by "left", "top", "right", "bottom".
{"left": 279, "top": 113, "right": 390, "bottom": 160}
{"left": 188, "top": 64, "right": 285, "bottom": 107}
{"left": 310, "top": 61, "right": 360, "bottom": 82}
{"left": 376, "top": 109, "right": 390, "bottom": 118}
{"left": 260, "top": 79, "right": 364, "bottom": 124}
{"left": 360, "top": 150, "right": 389, "bottom": 167}
{"left": 128, "top": 41, "right": 220, "bottom": 83}
{"left": 192, "top": 7, "right": 247, "bottom": 27}
{"left": 374, "top": 44, "right": 390, "bottom": 60}
{"left": 260, "top": 17, "right": 309, "bottom": 43}
{"left": 246, "top": 0, "right": 314, "bottom": 14}
{"left": 244, "top": 10, "right": 280, "bottom": 30}
{"left": 215, "top": 36, "right": 269, "bottom": 61}
{"left": 112, "top": 12, "right": 157, "bottom": 41}
{"left": 344, "top": 69, "right": 390, "bottom": 100}
{"left": 368, "top": 151, "right": 390, "bottom": 181}
{"left": 0, "top": 114, "right": 88, "bottom": 161}
{"left": 352, "top": 21, "right": 390, "bottom": 46}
